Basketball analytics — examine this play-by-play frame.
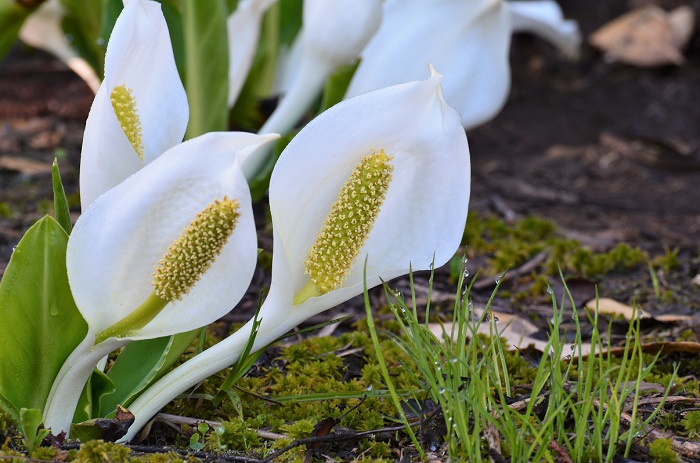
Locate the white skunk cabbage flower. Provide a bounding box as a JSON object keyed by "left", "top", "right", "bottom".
{"left": 509, "top": 0, "right": 581, "bottom": 59}
{"left": 43, "top": 132, "right": 278, "bottom": 436}
{"left": 80, "top": 0, "right": 188, "bottom": 209}
{"left": 227, "top": 0, "right": 278, "bottom": 107}
{"left": 244, "top": 0, "right": 382, "bottom": 179}
{"left": 19, "top": 0, "right": 101, "bottom": 93}
{"left": 346, "top": 0, "right": 580, "bottom": 130}
{"left": 120, "top": 66, "right": 470, "bottom": 442}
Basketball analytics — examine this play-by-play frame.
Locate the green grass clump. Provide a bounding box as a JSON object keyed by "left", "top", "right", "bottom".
{"left": 365, "top": 263, "right": 676, "bottom": 462}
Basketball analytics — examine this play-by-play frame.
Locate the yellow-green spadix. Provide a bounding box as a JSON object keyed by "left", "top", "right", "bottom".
{"left": 120, "top": 66, "right": 471, "bottom": 442}
{"left": 42, "top": 132, "right": 277, "bottom": 436}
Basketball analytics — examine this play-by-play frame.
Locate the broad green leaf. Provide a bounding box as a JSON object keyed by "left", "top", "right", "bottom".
{"left": 60, "top": 0, "right": 104, "bottom": 78}
{"left": 19, "top": 408, "right": 49, "bottom": 452}
{"left": 319, "top": 63, "right": 358, "bottom": 113}
{"left": 0, "top": 216, "right": 88, "bottom": 416}
{"left": 248, "top": 130, "right": 295, "bottom": 201}
{"left": 0, "top": 0, "right": 33, "bottom": 61}
{"left": 181, "top": 0, "right": 228, "bottom": 138}
{"left": 277, "top": 0, "right": 302, "bottom": 47}
{"left": 72, "top": 367, "right": 114, "bottom": 423}
{"left": 159, "top": 0, "right": 184, "bottom": 79}
{"left": 99, "top": 0, "right": 122, "bottom": 48}
{"left": 0, "top": 390, "right": 18, "bottom": 424}
{"left": 224, "top": 0, "right": 238, "bottom": 15}
{"left": 52, "top": 159, "right": 72, "bottom": 234}
{"left": 99, "top": 329, "right": 198, "bottom": 417}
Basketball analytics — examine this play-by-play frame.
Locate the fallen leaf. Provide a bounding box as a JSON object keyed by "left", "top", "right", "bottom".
{"left": 0, "top": 155, "right": 52, "bottom": 176}
{"left": 585, "top": 297, "right": 650, "bottom": 319}
{"left": 429, "top": 307, "right": 593, "bottom": 358}
{"left": 589, "top": 5, "right": 695, "bottom": 66}
{"left": 585, "top": 297, "right": 692, "bottom": 322}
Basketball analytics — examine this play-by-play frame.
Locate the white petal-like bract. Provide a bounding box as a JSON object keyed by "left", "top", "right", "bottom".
{"left": 79, "top": 0, "right": 188, "bottom": 209}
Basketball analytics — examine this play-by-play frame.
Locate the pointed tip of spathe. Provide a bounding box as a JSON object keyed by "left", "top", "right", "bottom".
{"left": 424, "top": 64, "right": 450, "bottom": 106}
{"left": 427, "top": 63, "right": 443, "bottom": 80}
{"left": 260, "top": 132, "right": 281, "bottom": 142}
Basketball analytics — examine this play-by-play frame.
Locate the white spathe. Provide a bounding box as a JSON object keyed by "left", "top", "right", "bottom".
{"left": 80, "top": 0, "right": 188, "bottom": 209}
{"left": 244, "top": 0, "right": 382, "bottom": 179}
{"left": 120, "top": 66, "right": 470, "bottom": 442}
{"left": 69, "top": 132, "right": 275, "bottom": 340}
{"left": 43, "top": 132, "right": 277, "bottom": 436}
{"left": 227, "top": 0, "right": 278, "bottom": 107}
{"left": 346, "top": 0, "right": 580, "bottom": 130}
{"left": 509, "top": 0, "right": 581, "bottom": 59}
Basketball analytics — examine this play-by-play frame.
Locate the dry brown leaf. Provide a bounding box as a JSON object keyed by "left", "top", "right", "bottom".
{"left": 0, "top": 155, "right": 52, "bottom": 176}
{"left": 589, "top": 5, "right": 695, "bottom": 66}
{"left": 585, "top": 297, "right": 692, "bottom": 322}
{"left": 585, "top": 297, "right": 650, "bottom": 319}
{"left": 654, "top": 313, "right": 693, "bottom": 322}
{"left": 429, "top": 307, "right": 593, "bottom": 358}
{"left": 668, "top": 5, "right": 696, "bottom": 48}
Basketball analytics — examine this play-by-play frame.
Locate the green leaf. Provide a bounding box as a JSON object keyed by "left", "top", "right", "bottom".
{"left": 0, "top": 390, "right": 18, "bottom": 424}
{"left": 0, "top": 216, "right": 88, "bottom": 416}
{"left": 248, "top": 130, "right": 296, "bottom": 201}
{"left": 0, "top": 0, "right": 33, "bottom": 61}
{"left": 72, "top": 367, "right": 115, "bottom": 423}
{"left": 19, "top": 408, "right": 49, "bottom": 452}
{"left": 159, "top": 0, "right": 184, "bottom": 79}
{"left": 277, "top": 0, "right": 302, "bottom": 47}
{"left": 181, "top": 0, "right": 228, "bottom": 138}
{"left": 60, "top": 0, "right": 104, "bottom": 78}
{"left": 99, "top": 329, "right": 198, "bottom": 417}
{"left": 99, "top": 0, "right": 122, "bottom": 49}
{"left": 319, "top": 63, "right": 358, "bottom": 112}
{"left": 52, "top": 159, "right": 72, "bottom": 234}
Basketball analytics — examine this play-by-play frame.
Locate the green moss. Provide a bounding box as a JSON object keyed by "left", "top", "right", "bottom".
{"left": 280, "top": 419, "right": 316, "bottom": 439}
{"left": 681, "top": 411, "right": 700, "bottom": 438}
{"left": 653, "top": 248, "right": 680, "bottom": 272}
{"left": 0, "top": 437, "right": 23, "bottom": 461}
{"left": 28, "top": 446, "right": 56, "bottom": 460}
{"left": 131, "top": 451, "right": 190, "bottom": 462}
{"left": 648, "top": 438, "right": 680, "bottom": 463}
{"left": 0, "top": 202, "right": 12, "bottom": 218}
{"left": 72, "top": 440, "right": 131, "bottom": 463}
{"left": 0, "top": 408, "right": 15, "bottom": 433}
{"left": 206, "top": 421, "right": 260, "bottom": 452}
{"left": 462, "top": 211, "right": 649, "bottom": 284}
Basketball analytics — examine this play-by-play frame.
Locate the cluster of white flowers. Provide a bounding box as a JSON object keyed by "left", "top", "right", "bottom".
{"left": 14, "top": 0, "right": 580, "bottom": 441}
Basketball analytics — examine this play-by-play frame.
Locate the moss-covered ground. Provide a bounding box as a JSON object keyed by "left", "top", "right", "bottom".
{"left": 1, "top": 212, "right": 698, "bottom": 462}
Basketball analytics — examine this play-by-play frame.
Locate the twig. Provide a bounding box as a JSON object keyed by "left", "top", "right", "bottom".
{"left": 155, "top": 413, "right": 286, "bottom": 441}
{"left": 258, "top": 424, "right": 412, "bottom": 463}
{"left": 59, "top": 442, "right": 261, "bottom": 462}
{"left": 472, "top": 251, "right": 548, "bottom": 290}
